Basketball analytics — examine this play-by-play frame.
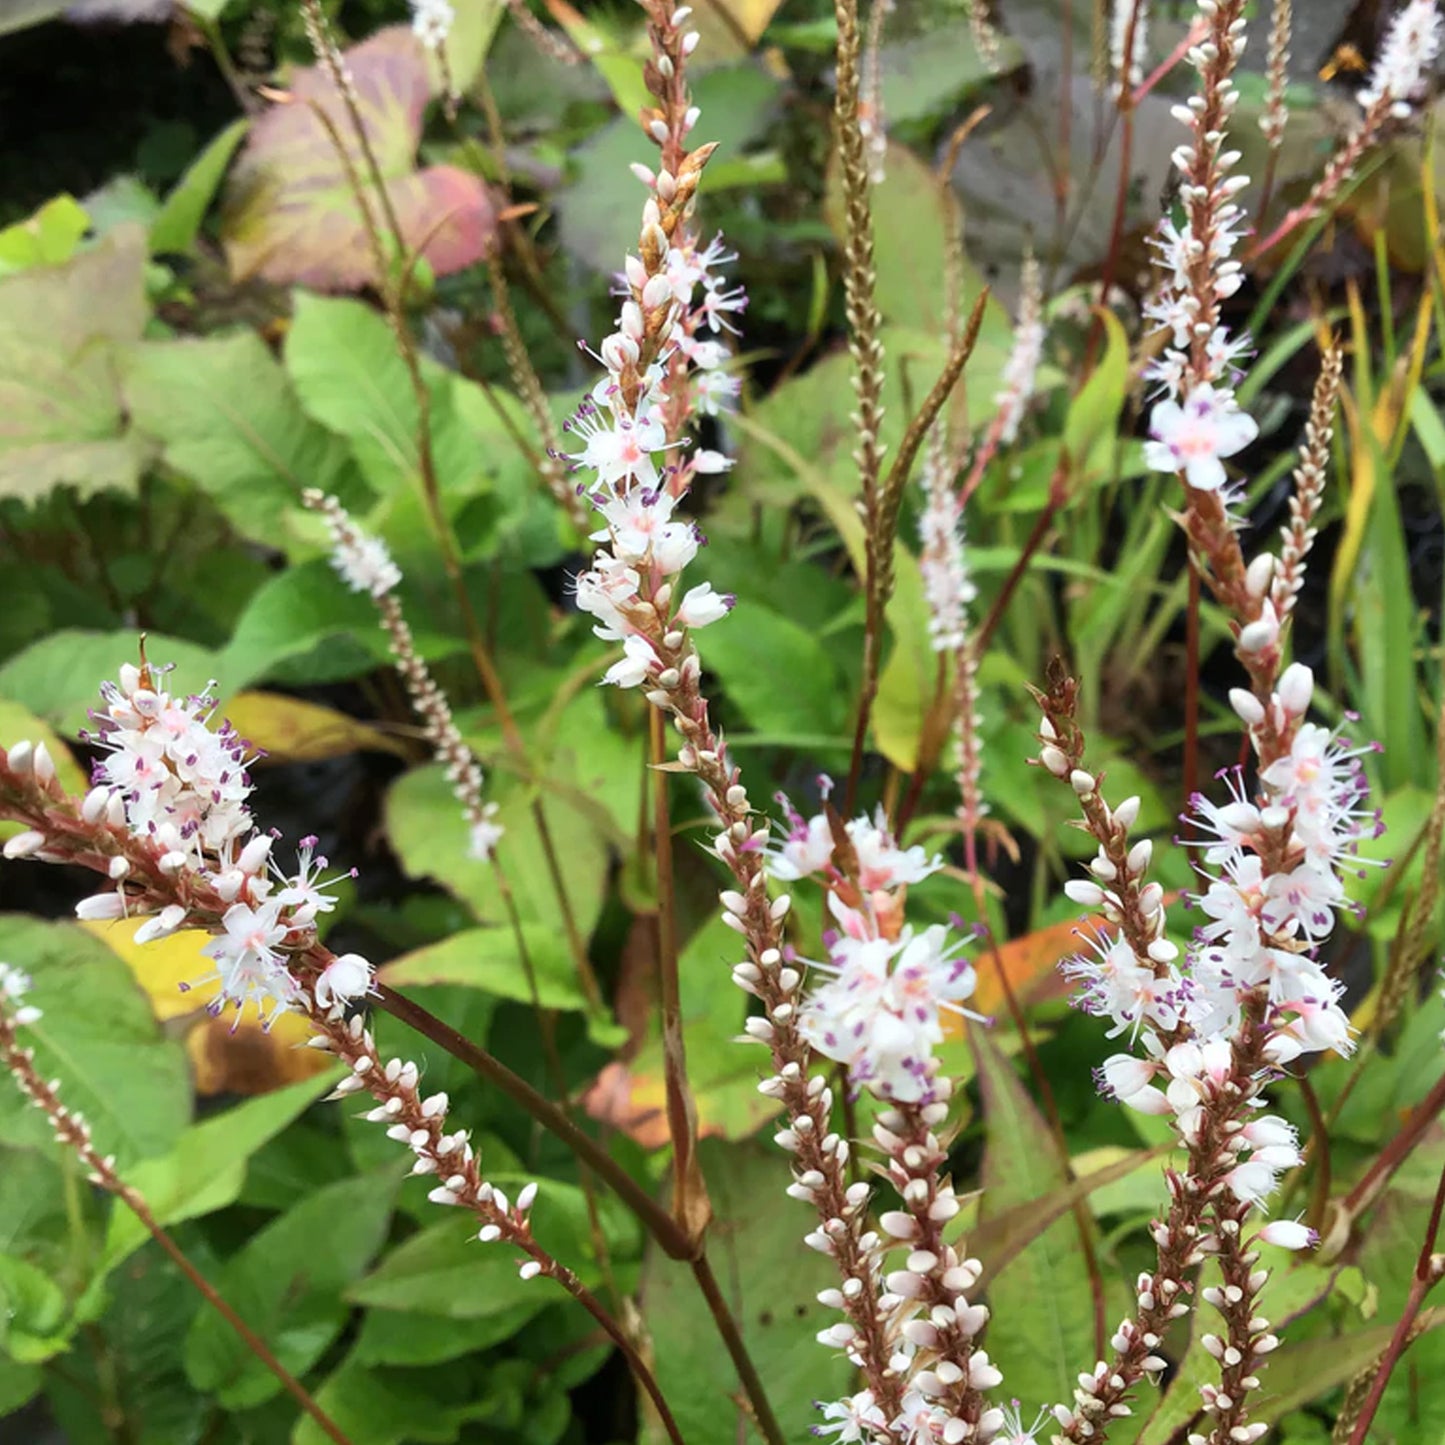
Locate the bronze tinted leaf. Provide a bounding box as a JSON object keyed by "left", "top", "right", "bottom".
{"left": 221, "top": 27, "right": 496, "bottom": 290}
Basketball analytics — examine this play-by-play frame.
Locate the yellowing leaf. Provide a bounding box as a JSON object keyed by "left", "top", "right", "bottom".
{"left": 83, "top": 918, "right": 331, "bottom": 1095}
{"left": 84, "top": 919, "right": 212, "bottom": 1021}
{"left": 224, "top": 690, "right": 408, "bottom": 764}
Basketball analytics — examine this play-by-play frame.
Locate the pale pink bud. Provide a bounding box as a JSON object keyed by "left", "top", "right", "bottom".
{"left": 3, "top": 830, "right": 46, "bottom": 859}
{"left": 75, "top": 892, "right": 126, "bottom": 921}
{"left": 1257, "top": 1218, "right": 1317, "bottom": 1251}
{"left": 1230, "top": 687, "right": 1265, "bottom": 726}
{"left": 1277, "top": 662, "right": 1313, "bottom": 717}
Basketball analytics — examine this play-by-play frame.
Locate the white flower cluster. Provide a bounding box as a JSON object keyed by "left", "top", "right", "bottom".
{"left": 568, "top": 205, "right": 745, "bottom": 691}
{"left": 763, "top": 793, "right": 983, "bottom": 1104}
{"left": 308, "top": 492, "right": 503, "bottom": 864}
{"left": 1140, "top": 0, "right": 1259, "bottom": 497}
{"left": 1358, "top": 0, "right": 1443, "bottom": 118}
{"left": 917, "top": 428, "right": 975, "bottom": 655}
{"left": 71, "top": 663, "right": 374, "bottom": 1026}
{"left": 993, "top": 253, "right": 1046, "bottom": 448}
{"left": 1057, "top": 663, "right": 1373, "bottom": 1215}
{"left": 1110, "top": 0, "right": 1149, "bottom": 94}
{"left": 410, "top": 0, "right": 455, "bottom": 51}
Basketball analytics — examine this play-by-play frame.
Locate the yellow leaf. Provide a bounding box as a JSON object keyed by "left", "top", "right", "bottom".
{"left": 84, "top": 918, "right": 213, "bottom": 1021}
{"left": 224, "top": 690, "right": 408, "bottom": 764}
{"left": 83, "top": 918, "right": 331, "bottom": 1095}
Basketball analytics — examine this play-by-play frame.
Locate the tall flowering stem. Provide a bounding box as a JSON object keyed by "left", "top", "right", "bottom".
{"left": 1035, "top": 648, "right": 1372, "bottom": 1441}
{"left": 0, "top": 970, "right": 356, "bottom": 1445}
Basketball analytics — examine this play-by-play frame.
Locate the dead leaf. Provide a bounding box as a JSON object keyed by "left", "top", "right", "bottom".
{"left": 224, "top": 690, "right": 409, "bottom": 764}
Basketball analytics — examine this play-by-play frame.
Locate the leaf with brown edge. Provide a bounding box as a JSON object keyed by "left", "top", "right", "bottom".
{"left": 221, "top": 27, "right": 496, "bottom": 291}
{"left": 223, "top": 691, "right": 409, "bottom": 764}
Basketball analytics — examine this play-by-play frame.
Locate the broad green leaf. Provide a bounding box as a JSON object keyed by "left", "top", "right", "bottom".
{"left": 284, "top": 293, "right": 484, "bottom": 503}
{"left": 184, "top": 1169, "right": 399, "bottom": 1408}
{"left": 878, "top": 21, "right": 1018, "bottom": 125}
{"left": 380, "top": 923, "right": 592, "bottom": 1012}
{"left": 824, "top": 139, "right": 998, "bottom": 335}
{"left": 639, "top": 1142, "right": 852, "bottom": 1445}
{"left": 103, "top": 1070, "right": 342, "bottom": 1269}
{"left": 556, "top": 63, "right": 782, "bottom": 271}
{"left": 0, "top": 917, "right": 190, "bottom": 1169}
{"left": 221, "top": 27, "right": 495, "bottom": 290}
{"left": 347, "top": 1217, "right": 560, "bottom": 1321}
{"left": 0, "top": 1253, "right": 70, "bottom": 1362}
{"left": 121, "top": 329, "right": 365, "bottom": 549}
{"left": 0, "top": 225, "right": 152, "bottom": 501}
{"left": 975, "top": 1024, "right": 1097, "bottom": 1410}
{"left": 0, "top": 1353, "right": 40, "bottom": 1414}
{"left": 0, "top": 194, "right": 89, "bottom": 276}
{"left": 220, "top": 560, "right": 463, "bottom": 688}
{"left": 293, "top": 1343, "right": 498, "bottom": 1445}
{"left": 385, "top": 762, "right": 610, "bottom": 940}
{"left": 703, "top": 603, "right": 848, "bottom": 735}
{"left": 352, "top": 1304, "right": 540, "bottom": 1366}
{"left": 0, "top": 630, "right": 222, "bottom": 736}
{"left": 424, "top": 0, "right": 505, "bottom": 95}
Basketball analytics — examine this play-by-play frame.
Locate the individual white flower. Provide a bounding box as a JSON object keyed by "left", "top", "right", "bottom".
{"left": 675, "top": 582, "right": 733, "bottom": 629}
{"left": 195, "top": 899, "right": 298, "bottom": 1027}
{"left": 1143, "top": 383, "right": 1259, "bottom": 491}
{"left": 602, "top": 633, "right": 658, "bottom": 689}
{"left": 468, "top": 803, "right": 505, "bottom": 862}
{"left": 815, "top": 1391, "right": 890, "bottom": 1442}
{"left": 314, "top": 953, "right": 374, "bottom": 1011}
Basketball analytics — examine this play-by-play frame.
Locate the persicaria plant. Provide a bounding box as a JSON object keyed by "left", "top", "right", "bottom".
{"left": 1, "top": 0, "right": 1443, "bottom": 1442}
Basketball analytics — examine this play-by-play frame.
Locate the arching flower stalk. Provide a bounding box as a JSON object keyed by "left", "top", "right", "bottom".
{"left": 305, "top": 491, "right": 503, "bottom": 862}
{"left": 0, "top": 673, "right": 681, "bottom": 1437}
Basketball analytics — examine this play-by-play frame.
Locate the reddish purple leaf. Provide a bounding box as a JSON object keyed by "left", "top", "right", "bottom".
{"left": 220, "top": 26, "right": 496, "bottom": 291}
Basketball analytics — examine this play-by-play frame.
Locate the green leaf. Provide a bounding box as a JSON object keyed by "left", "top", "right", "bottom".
{"left": 0, "top": 1253, "right": 70, "bottom": 1362}
{"left": 0, "top": 1353, "right": 41, "bottom": 1414}
{"left": 284, "top": 293, "right": 484, "bottom": 503}
{"left": 221, "top": 27, "right": 495, "bottom": 290}
{"left": 639, "top": 1142, "right": 853, "bottom": 1445}
{"left": 220, "top": 558, "right": 405, "bottom": 688}
{"left": 975, "top": 1024, "right": 1097, "bottom": 1410}
{"left": 293, "top": 1345, "right": 498, "bottom": 1445}
{"left": 351, "top": 1304, "right": 540, "bottom": 1366}
{"left": 0, "top": 630, "right": 222, "bottom": 736}
{"left": 380, "top": 924, "right": 591, "bottom": 1012}
{"left": 121, "top": 330, "right": 366, "bottom": 550}
{"left": 0, "top": 195, "right": 89, "bottom": 276}
{"left": 347, "top": 1216, "right": 558, "bottom": 1321}
{"left": 150, "top": 117, "right": 249, "bottom": 254}
{"left": 824, "top": 139, "right": 996, "bottom": 334}
{"left": 103, "top": 1070, "right": 342, "bottom": 1270}
{"left": 704, "top": 603, "right": 848, "bottom": 735}
{"left": 385, "top": 762, "right": 611, "bottom": 941}
{"left": 1063, "top": 308, "right": 1129, "bottom": 482}
{"left": 0, "top": 917, "right": 191, "bottom": 1169}
{"left": 0, "top": 225, "right": 153, "bottom": 502}
{"left": 184, "top": 1169, "right": 399, "bottom": 1408}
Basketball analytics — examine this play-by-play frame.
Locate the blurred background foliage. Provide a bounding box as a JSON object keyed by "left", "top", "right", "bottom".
{"left": 0, "top": 0, "right": 1442, "bottom": 1442}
